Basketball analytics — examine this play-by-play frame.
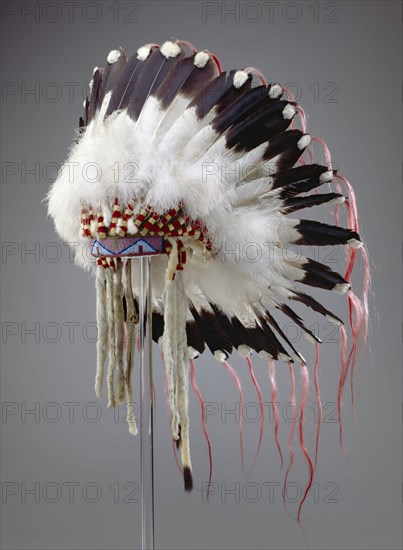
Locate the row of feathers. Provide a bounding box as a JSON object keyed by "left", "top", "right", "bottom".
{"left": 47, "top": 38, "right": 363, "bottom": 365}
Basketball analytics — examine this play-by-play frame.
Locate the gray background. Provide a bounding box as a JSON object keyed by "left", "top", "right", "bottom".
{"left": 1, "top": 1, "right": 402, "bottom": 549}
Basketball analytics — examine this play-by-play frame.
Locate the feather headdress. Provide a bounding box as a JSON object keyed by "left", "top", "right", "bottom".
{"left": 47, "top": 39, "right": 369, "bottom": 516}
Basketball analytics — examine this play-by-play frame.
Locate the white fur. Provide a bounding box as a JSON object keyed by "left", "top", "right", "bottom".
{"left": 297, "top": 134, "right": 311, "bottom": 150}
{"left": 233, "top": 70, "right": 249, "bottom": 88}
{"left": 137, "top": 46, "right": 151, "bottom": 61}
{"left": 330, "top": 196, "right": 345, "bottom": 204}
{"left": 194, "top": 51, "right": 209, "bottom": 68}
{"left": 334, "top": 283, "right": 350, "bottom": 294}
{"left": 258, "top": 350, "right": 272, "bottom": 360}
{"left": 107, "top": 49, "right": 121, "bottom": 64}
{"left": 214, "top": 350, "right": 227, "bottom": 362}
{"left": 237, "top": 345, "right": 251, "bottom": 357}
{"left": 348, "top": 238, "right": 363, "bottom": 248}
{"left": 282, "top": 103, "right": 295, "bottom": 120}
{"left": 188, "top": 346, "right": 199, "bottom": 359}
{"left": 160, "top": 40, "right": 181, "bottom": 59}
{"left": 320, "top": 170, "right": 333, "bottom": 183}
{"left": 127, "top": 218, "right": 137, "bottom": 235}
{"left": 269, "top": 84, "right": 282, "bottom": 99}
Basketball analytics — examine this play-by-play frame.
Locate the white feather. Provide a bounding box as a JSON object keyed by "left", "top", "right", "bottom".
{"left": 231, "top": 177, "right": 274, "bottom": 206}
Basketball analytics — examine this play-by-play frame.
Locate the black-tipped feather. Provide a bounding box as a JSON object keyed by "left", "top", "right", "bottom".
{"left": 212, "top": 84, "right": 281, "bottom": 135}
{"left": 189, "top": 304, "right": 232, "bottom": 356}
{"left": 155, "top": 55, "right": 216, "bottom": 110}
{"left": 101, "top": 50, "right": 128, "bottom": 98}
{"left": 105, "top": 52, "right": 144, "bottom": 115}
{"left": 290, "top": 291, "right": 343, "bottom": 325}
{"left": 248, "top": 325, "right": 286, "bottom": 357}
{"left": 255, "top": 316, "right": 291, "bottom": 360}
{"left": 85, "top": 68, "right": 104, "bottom": 124}
{"left": 226, "top": 101, "right": 295, "bottom": 152}
{"left": 127, "top": 48, "right": 167, "bottom": 119}
{"left": 153, "top": 309, "right": 207, "bottom": 354}
{"left": 209, "top": 303, "right": 243, "bottom": 348}
{"left": 228, "top": 317, "right": 253, "bottom": 349}
{"left": 212, "top": 72, "right": 252, "bottom": 114}
{"left": 154, "top": 56, "right": 195, "bottom": 108}
{"left": 261, "top": 309, "right": 305, "bottom": 363}
{"left": 293, "top": 220, "right": 361, "bottom": 247}
{"left": 148, "top": 52, "right": 186, "bottom": 95}
{"left": 231, "top": 316, "right": 288, "bottom": 359}
{"left": 263, "top": 129, "right": 307, "bottom": 171}
{"left": 271, "top": 164, "right": 329, "bottom": 195}
{"left": 127, "top": 48, "right": 188, "bottom": 119}
{"left": 189, "top": 70, "right": 240, "bottom": 119}
{"left": 181, "top": 58, "right": 217, "bottom": 97}
{"left": 186, "top": 320, "right": 206, "bottom": 354}
{"left": 84, "top": 50, "right": 128, "bottom": 124}
{"left": 300, "top": 258, "right": 349, "bottom": 291}
{"left": 283, "top": 192, "right": 343, "bottom": 213}
{"left": 278, "top": 304, "right": 321, "bottom": 343}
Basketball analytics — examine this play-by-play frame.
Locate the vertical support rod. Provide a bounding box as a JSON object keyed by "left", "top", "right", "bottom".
{"left": 139, "top": 256, "right": 155, "bottom": 550}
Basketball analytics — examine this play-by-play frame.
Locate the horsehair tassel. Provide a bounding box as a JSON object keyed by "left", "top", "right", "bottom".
{"left": 175, "top": 270, "right": 193, "bottom": 491}
{"left": 105, "top": 261, "right": 116, "bottom": 409}
{"left": 124, "top": 260, "right": 138, "bottom": 435}
{"left": 95, "top": 261, "right": 108, "bottom": 398}
{"left": 114, "top": 259, "right": 126, "bottom": 404}
{"left": 163, "top": 239, "right": 180, "bottom": 439}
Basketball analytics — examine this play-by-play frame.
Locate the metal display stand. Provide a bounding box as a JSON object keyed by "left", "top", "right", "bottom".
{"left": 139, "top": 256, "right": 155, "bottom": 550}
{"left": 92, "top": 237, "right": 166, "bottom": 550}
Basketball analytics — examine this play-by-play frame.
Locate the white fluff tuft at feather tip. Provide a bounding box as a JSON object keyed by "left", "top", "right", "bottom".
{"left": 107, "top": 49, "right": 121, "bottom": 64}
